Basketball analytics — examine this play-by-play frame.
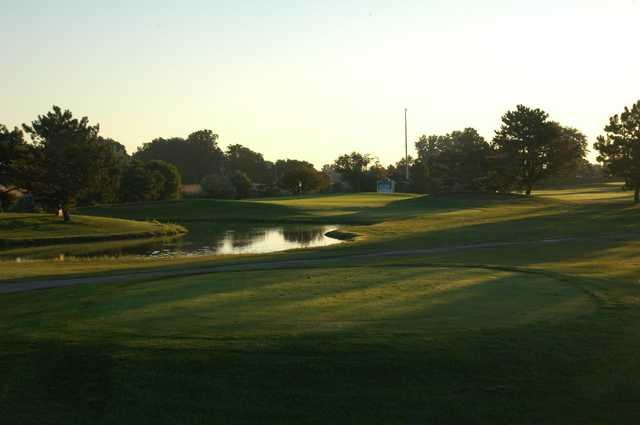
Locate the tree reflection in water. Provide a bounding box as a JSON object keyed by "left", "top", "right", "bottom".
{"left": 280, "top": 226, "right": 325, "bottom": 246}
{"left": 227, "top": 229, "right": 267, "bottom": 249}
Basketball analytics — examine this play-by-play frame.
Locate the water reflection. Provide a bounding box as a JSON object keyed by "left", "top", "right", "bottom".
{"left": 0, "top": 224, "right": 342, "bottom": 261}
{"left": 281, "top": 227, "right": 326, "bottom": 244}
{"left": 216, "top": 226, "right": 331, "bottom": 255}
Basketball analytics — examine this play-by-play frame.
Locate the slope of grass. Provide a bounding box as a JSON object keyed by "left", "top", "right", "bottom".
{"left": 1, "top": 183, "right": 638, "bottom": 281}
{"left": 0, "top": 213, "right": 186, "bottom": 247}
{"left": 85, "top": 183, "right": 640, "bottom": 257}
{"left": 82, "top": 185, "right": 639, "bottom": 247}
{"left": 80, "top": 192, "right": 420, "bottom": 224}
{"left": 1, "top": 250, "right": 639, "bottom": 424}
{"left": 0, "top": 265, "right": 600, "bottom": 424}
{"left": 2, "top": 183, "right": 640, "bottom": 423}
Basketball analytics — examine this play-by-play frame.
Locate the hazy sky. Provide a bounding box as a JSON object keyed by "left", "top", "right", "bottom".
{"left": 2, "top": 0, "right": 639, "bottom": 166}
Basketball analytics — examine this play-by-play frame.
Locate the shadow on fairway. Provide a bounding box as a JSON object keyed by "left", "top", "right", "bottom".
{"left": 0, "top": 266, "right": 633, "bottom": 425}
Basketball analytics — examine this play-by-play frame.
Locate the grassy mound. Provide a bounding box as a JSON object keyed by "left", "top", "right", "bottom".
{"left": 79, "top": 193, "right": 421, "bottom": 224}
{"left": 0, "top": 213, "right": 186, "bottom": 247}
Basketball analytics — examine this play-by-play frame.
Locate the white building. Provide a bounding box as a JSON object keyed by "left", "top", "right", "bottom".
{"left": 376, "top": 178, "right": 396, "bottom": 194}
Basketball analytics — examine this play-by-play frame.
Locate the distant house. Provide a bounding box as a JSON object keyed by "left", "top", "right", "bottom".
{"left": 377, "top": 178, "right": 396, "bottom": 194}
{"left": 181, "top": 184, "right": 203, "bottom": 196}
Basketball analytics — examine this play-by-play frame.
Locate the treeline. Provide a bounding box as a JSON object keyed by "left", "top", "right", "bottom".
{"left": 133, "top": 131, "right": 329, "bottom": 198}
{"left": 398, "top": 107, "right": 590, "bottom": 195}
{"left": 0, "top": 107, "right": 183, "bottom": 219}
{"left": 329, "top": 102, "right": 640, "bottom": 201}
{"left": 2, "top": 101, "right": 639, "bottom": 217}
{"left": 0, "top": 106, "right": 330, "bottom": 217}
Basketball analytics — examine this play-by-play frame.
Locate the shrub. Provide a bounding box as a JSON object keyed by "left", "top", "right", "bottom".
{"left": 181, "top": 184, "right": 204, "bottom": 198}
{"left": 200, "top": 174, "right": 236, "bottom": 199}
{"left": 279, "top": 167, "right": 329, "bottom": 194}
{"left": 0, "top": 189, "right": 19, "bottom": 211}
{"left": 8, "top": 193, "right": 39, "bottom": 212}
{"left": 145, "top": 160, "right": 182, "bottom": 200}
{"left": 231, "top": 171, "right": 252, "bottom": 198}
{"left": 119, "top": 161, "right": 157, "bottom": 202}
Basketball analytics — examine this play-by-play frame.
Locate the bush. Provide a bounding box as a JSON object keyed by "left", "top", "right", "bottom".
{"left": 119, "top": 161, "right": 157, "bottom": 202}
{"left": 262, "top": 185, "right": 283, "bottom": 197}
{"left": 279, "top": 167, "right": 329, "bottom": 194}
{"left": 327, "top": 182, "right": 351, "bottom": 193}
{"left": 0, "top": 190, "right": 19, "bottom": 211}
{"left": 200, "top": 174, "right": 236, "bottom": 199}
{"left": 252, "top": 184, "right": 283, "bottom": 198}
{"left": 181, "top": 184, "right": 204, "bottom": 199}
{"left": 8, "top": 193, "right": 39, "bottom": 212}
{"left": 145, "top": 160, "right": 182, "bottom": 200}
{"left": 118, "top": 160, "right": 183, "bottom": 202}
{"left": 231, "top": 171, "right": 252, "bottom": 198}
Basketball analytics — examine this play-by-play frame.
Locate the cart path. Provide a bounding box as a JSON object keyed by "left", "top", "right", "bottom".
{"left": 0, "top": 235, "right": 630, "bottom": 294}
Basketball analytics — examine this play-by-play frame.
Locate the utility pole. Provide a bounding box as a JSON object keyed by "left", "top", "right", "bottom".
{"left": 404, "top": 108, "right": 409, "bottom": 181}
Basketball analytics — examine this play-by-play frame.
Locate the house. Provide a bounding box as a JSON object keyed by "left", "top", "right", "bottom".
{"left": 376, "top": 177, "right": 396, "bottom": 194}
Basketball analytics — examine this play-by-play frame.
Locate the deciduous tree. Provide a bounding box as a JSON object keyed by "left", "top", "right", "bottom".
{"left": 200, "top": 173, "right": 236, "bottom": 199}
{"left": 226, "top": 144, "right": 273, "bottom": 184}
{"left": 134, "top": 130, "right": 223, "bottom": 184}
{"left": 78, "top": 137, "right": 130, "bottom": 205}
{"left": 230, "top": 170, "right": 253, "bottom": 198}
{"left": 333, "top": 152, "right": 373, "bottom": 192}
{"left": 145, "top": 160, "right": 182, "bottom": 200}
{"left": 413, "top": 129, "right": 490, "bottom": 193}
{"left": 278, "top": 162, "right": 329, "bottom": 194}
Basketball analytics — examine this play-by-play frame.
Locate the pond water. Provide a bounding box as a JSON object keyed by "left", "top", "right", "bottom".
{"left": 2, "top": 224, "right": 343, "bottom": 261}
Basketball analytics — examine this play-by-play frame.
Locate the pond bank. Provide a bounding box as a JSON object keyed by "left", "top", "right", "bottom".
{"left": 0, "top": 213, "right": 186, "bottom": 248}
{"left": 0, "top": 223, "right": 343, "bottom": 260}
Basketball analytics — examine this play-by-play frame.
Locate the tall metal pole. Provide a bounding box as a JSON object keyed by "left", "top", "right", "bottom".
{"left": 404, "top": 108, "right": 409, "bottom": 181}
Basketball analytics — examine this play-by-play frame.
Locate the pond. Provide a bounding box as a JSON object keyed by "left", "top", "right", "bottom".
{"left": 2, "top": 224, "right": 343, "bottom": 261}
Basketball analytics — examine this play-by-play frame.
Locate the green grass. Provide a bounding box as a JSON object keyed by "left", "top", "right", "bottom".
{"left": 81, "top": 186, "right": 639, "bottom": 248}
{"left": 6, "top": 183, "right": 629, "bottom": 279}
{"left": 0, "top": 213, "right": 186, "bottom": 247}
{"left": 2, "top": 183, "right": 640, "bottom": 423}
{"left": 79, "top": 192, "right": 420, "bottom": 224}
{"left": 2, "top": 184, "right": 639, "bottom": 281}
{"left": 2, "top": 254, "right": 640, "bottom": 424}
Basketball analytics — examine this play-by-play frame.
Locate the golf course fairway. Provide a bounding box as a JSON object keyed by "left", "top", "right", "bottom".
{"left": 1, "top": 183, "right": 640, "bottom": 424}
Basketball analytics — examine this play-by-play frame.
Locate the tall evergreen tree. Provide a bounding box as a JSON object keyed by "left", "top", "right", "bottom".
{"left": 595, "top": 100, "right": 640, "bottom": 203}
{"left": 0, "top": 125, "right": 30, "bottom": 210}
{"left": 22, "top": 106, "right": 117, "bottom": 220}
{"left": 0, "top": 126, "right": 27, "bottom": 187}
{"left": 492, "top": 105, "right": 585, "bottom": 195}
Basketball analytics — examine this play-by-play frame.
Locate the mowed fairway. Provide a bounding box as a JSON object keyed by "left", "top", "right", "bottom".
{"left": 2, "top": 184, "right": 640, "bottom": 424}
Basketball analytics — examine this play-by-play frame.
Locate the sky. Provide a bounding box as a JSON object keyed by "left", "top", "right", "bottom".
{"left": 1, "top": 0, "right": 639, "bottom": 166}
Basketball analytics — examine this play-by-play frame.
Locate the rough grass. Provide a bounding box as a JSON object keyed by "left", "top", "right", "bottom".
{"left": 0, "top": 213, "right": 186, "bottom": 247}
{"left": 1, "top": 183, "right": 640, "bottom": 423}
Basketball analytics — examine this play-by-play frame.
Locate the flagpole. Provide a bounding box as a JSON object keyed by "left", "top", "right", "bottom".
{"left": 404, "top": 108, "right": 408, "bottom": 181}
